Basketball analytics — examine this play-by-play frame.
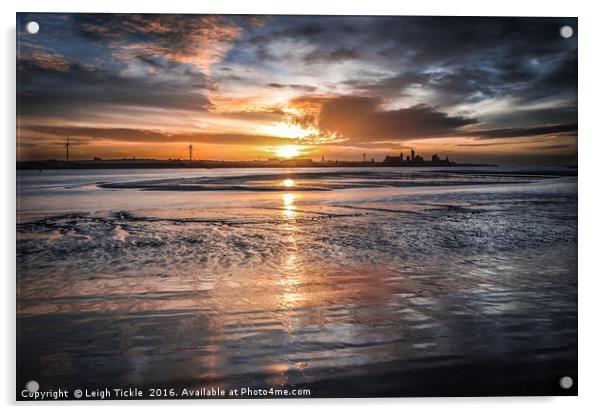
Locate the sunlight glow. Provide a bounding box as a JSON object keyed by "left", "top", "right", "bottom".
{"left": 264, "top": 122, "right": 314, "bottom": 139}
{"left": 283, "top": 178, "right": 295, "bottom": 187}
{"left": 275, "top": 145, "right": 303, "bottom": 159}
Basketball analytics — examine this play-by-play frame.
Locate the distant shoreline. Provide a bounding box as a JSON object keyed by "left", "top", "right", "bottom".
{"left": 17, "top": 159, "right": 497, "bottom": 170}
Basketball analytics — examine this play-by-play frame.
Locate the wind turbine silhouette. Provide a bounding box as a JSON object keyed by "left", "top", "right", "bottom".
{"left": 64, "top": 137, "right": 72, "bottom": 162}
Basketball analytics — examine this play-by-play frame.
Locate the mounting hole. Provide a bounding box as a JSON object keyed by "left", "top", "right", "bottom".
{"left": 559, "top": 25, "right": 573, "bottom": 39}
{"left": 25, "top": 380, "right": 39, "bottom": 392}
{"left": 26, "top": 21, "right": 39, "bottom": 34}
{"left": 559, "top": 376, "right": 573, "bottom": 389}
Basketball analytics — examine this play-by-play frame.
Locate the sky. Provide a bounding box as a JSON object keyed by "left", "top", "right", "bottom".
{"left": 17, "top": 14, "right": 577, "bottom": 165}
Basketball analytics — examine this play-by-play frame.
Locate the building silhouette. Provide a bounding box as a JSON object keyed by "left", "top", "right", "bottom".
{"left": 384, "top": 150, "right": 453, "bottom": 166}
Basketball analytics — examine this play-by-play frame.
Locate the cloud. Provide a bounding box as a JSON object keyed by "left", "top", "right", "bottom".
{"left": 289, "top": 95, "right": 477, "bottom": 141}
{"left": 213, "top": 108, "right": 285, "bottom": 122}
{"left": 464, "top": 123, "right": 577, "bottom": 139}
{"left": 19, "top": 51, "right": 71, "bottom": 73}
{"left": 286, "top": 23, "right": 325, "bottom": 37}
{"left": 243, "top": 16, "right": 577, "bottom": 123}
{"left": 22, "top": 125, "right": 295, "bottom": 146}
{"left": 303, "top": 47, "right": 359, "bottom": 63}
{"left": 482, "top": 106, "right": 577, "bottom": 129}
{"left": 266, "top": 83, "right": 317, "bottom": 92}
{"left": 343, "top": 72, "right": 430, "bottom": 96}
{"left": 15, "top": 14, "right": 578, "bottom": 164}
{"left": 285, "top": 95, "right": 577, "bottom": 144}
{"left": 18, "top": 62, "right": 213, "bottom": 117}
{"left": 535, "top": 143, "right": 575, "bottom": 150}
{"left": 249, "top": 21, "right": 325, "bottom": 44}
{"left": 74, "top": 14, "right": 251, "bottom": 72}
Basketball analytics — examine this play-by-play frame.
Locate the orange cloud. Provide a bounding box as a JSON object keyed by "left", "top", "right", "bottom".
{"left": 105, "top": 15, "right": 244, "bottom": 73}
{"left": 20, "top": 51, "right": 70, "bottom": 73}
{"left": 22, "top": 124, "right": 297, "bottom": 146}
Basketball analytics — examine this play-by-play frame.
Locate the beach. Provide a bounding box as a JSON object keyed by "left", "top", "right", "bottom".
{"left": 16, "top": 167, "right": 578, "bottom": 397}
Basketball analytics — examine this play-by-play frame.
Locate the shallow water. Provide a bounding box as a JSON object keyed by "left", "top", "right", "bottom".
{"left": 17, "top": 167, "right": 577, "bottom": 396}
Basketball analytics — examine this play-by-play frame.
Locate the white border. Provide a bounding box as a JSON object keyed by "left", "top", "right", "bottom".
{"left": 3, "top": 1, "right": 601, "bottom": 412}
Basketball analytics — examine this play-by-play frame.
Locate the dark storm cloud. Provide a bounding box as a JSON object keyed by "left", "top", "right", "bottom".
{"left": 311, "top": 96, "right": 477, "bottom": 141}
{"left": 346, "top": 49, "right": 575, "bottom": 108}
{"left": 23, "top": 125, "right": 294, "bottom": 146}
{"left": 249, "top": 21, "right": 325, "bottom": 44}
{"left": 17, "top": 61, "right": 213, "bottom": 117}
{"left": 456, "top": 140, "right": 542, "bottom": 147}
{"left": 367, "top": 16, "right": 575, "bottom": 69}
{"left": 288, "top": 94, "right": 577, "bottom": 143}
{"left": 465, "top": 123, "right": 577, "bottom": 139}
{"left": 246, "top": 16, "right": 577, "bottom": 121}
{"left": 252, "top": 16, "right": 576, "bottom": 65}
{"left": 267, "top": 83, "right": 317, "bottom": 92}
{"left": 303, "top": 47, "right": 360, "bottom": 63}
{"left": 482, "top": 106, "right": 577, "bottom": 128}
{"left": 519, "top": 57, "right": 578, "bottom": 102}
{"left": 535, "top": 143, "right": 574, "bottom": 150}
{"left": 284, "top": 22, "right": 325, "bottom": 37}
{"left": 343, "top": 72, "right": 430, "bottom": 96}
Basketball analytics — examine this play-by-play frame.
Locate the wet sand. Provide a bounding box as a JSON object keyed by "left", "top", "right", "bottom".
{"left": 17, "top": 168, "right": 577, "bottom": 398}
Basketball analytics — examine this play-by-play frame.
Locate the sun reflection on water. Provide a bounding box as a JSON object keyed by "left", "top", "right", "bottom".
{"left": 282, "top": 193, "right": 297, "bottom": 219}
